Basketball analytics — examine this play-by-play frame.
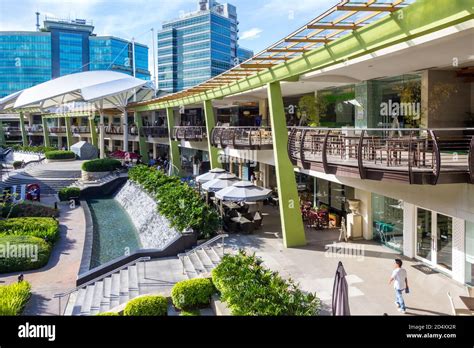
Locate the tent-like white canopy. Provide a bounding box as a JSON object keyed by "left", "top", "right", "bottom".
{"left": 215, "top": 181, "right": 272, "bottom": 202}
{"left": 12, "top": 70, "right": 148, "bottom": 110}
{"left": 201, "top": 173, "right": 240, "bottom": 192}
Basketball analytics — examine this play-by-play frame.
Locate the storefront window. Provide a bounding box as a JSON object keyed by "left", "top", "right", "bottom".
{"left": 372, "top": 194, "right": 404, "bottom": 252}
{"left": 466, "top": 221, "right": 474, "bottom": 285}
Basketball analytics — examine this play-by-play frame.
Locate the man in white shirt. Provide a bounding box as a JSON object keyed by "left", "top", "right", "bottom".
{"left": 389, "top": 259, "right": 409, "bottom": 314}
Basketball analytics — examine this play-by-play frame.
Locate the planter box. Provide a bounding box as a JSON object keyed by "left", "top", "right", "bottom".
{"left": 46, "top": 158, "right": 76, "bottom": 163}
{"left": 210, "top": 294, "right": 231, "bottom": 316}
{"left": 81, "top": 170, "right": 110, "bottom": 182}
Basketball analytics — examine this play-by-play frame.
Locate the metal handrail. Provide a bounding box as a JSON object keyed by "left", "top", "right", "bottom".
{"left": 53, "top": 256, "right": 151, "bottom": 315}
{"left": 178, "top": 234, "right": 228, "bottom": 275}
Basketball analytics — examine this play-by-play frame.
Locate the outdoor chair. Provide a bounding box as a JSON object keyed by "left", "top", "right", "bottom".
{"left": 253, "top": 212, "right": 263, "bottom": 230}
{"left": 447, "top": 292, "right": 472, "bottom": 316}
{"left": 240, "top": 220, "right": 255, "bottom": 234}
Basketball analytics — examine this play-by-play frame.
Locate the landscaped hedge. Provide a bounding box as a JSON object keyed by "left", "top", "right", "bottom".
{"left": 11, "top": 145, "right": 56, "bottom": 154}
{"left": 0, "top": 235, "right": 51, "bottom": 273}
{"left": 1, "top": 202, "right": 59, "bottom": 218}
{"left": 96, "top": 312, "right": 121, "bottom": 316}
{"left": 128, "top": 165, "right": 221, "bottom": 239}
{"left": 0, "top": 281, "right": 31, "bottom": 316}
{"left": 171, "top": 278, "right": 216, "bottom": 310}
{"left": 0, "top": 217, "right": 60, "bottom": 245}
{"left": 44, "top": 150, "right": 76, "bottom": 160}
{"left": 211, "top": 251, "right": 320, "bottom": 316}
{"left": 58, "top": 187, "right": 81, "bottom": 202}
{"left": 81, "top": 158, "right": 121, "bottom": 172}
{"left": 123, "top": 295, "right": 168, "bottom": 316}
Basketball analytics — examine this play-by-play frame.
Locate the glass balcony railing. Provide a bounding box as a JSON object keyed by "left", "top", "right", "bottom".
{"left": 211, "top": 126, "right": 273, "bottom": 150}
{"left": 172, "top": 126, "right": 206, "bottom": 141}
{"left": 140, "top": 126, "right": 168, "bottom": 138}
{"left": 288, "top": 127, "right": 474, "bottom": 185}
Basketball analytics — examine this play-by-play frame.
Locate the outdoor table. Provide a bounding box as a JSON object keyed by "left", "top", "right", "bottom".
{"left": 223, "top": 202, "right": 240, "bottom": 210}
{"left": 231, "top": 216, "right": 251, "bottom": 224}
{"left": 459, "top": 296, "right": 474, "bottom": 312}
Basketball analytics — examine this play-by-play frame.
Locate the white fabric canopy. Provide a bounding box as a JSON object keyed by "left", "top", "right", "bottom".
{"left": 12, "top": 71, "right": 148, "bottom": 110}
{"left": 215, "top": 181, "right": 272, "bottom": 202}
{"left": 201, "top": 174, "right": 240, "bottom": 192}
{"left": 196, "top": 168, "right": 228, "bottom": 184}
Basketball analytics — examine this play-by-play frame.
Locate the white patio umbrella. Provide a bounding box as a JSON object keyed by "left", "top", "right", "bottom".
{"left": 215, "top": 181, "right": 272, "bottom": 202}
{"left": 201, "top": 173, "right": 240, "bottom": 192}
{"left": 196, "top": 168, "right": 228, "bottom": 184}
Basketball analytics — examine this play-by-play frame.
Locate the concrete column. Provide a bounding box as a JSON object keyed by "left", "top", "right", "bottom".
{"left": 108, "top": 139, "right": 113, "bottom": 152}
{"left": 42, "top": 117, "right": 50, "bottom": 148}
{"left": 152, "top": 143, "right": 158, "bottom": 159}
{"left": 203, "top": 100, "right": 221, "bottom": 169}
{"left": 65, "top": 117, "right": 74, "bottom": 150}
{"left": 19, "top": 112, "right": 28, "bottom": 146}
{"left": 99, "top": 110, "right": 105, "bottom": 159}
{"left": 354, "top": 81, "right": 383, "bottom": 129}
{"left": 354, "top": 189, "right": 373, "bottom": 241}
{"left": 267, "top": 81, "right": 306, "bottom": 248}
{"left": 123, "top": 111, "right": 129, "bottom": 152}
{"left": 452, "top": 218, "right": 466, "bottom": 284}
{"left": 403, "top": 202, "right": 417, "bottom": 258}
{"left": 166, "top": 107, "right": 182, "bottom": 176}
{"left": 134, "top": 111, "right": 149, "bottom": 162}
{"left": 259, "top": 98, "right": 268, "bottom": 126}
{"left": 89, "top": 115, "right": 98, "bottom": 147}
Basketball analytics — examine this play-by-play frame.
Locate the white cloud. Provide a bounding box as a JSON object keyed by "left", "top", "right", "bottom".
{"left": 240, "top": 27, "right": 263, "bottom": 41}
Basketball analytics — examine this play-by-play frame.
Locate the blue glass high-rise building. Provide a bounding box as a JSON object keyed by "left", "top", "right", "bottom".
{"left": 0, "top": 17, "right": 150, "bottom": 98}
{"left": 157, "top": 0, "right": 253, "bottom": 93}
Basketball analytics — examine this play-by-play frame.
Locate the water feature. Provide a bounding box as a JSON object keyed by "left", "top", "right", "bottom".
{"left": 88, "top": 197, "right": 142, "bottom": 268}
{"left": 114, "top": 181, "right": 181, "bottom": 249}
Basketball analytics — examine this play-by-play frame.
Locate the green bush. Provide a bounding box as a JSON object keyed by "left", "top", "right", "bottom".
{"left": 58, "top": 187, "right": 81, "bottom": 202}
{"left": 12, "top": 161, "right": 23, "bottom": 169}
{"left": 82, "top": 158, "right": 121, "bottom": 172}
{"left": 0, "top": 281, "right": 31, "bottom": 316}
{"left": 171, "top": 278, "right": 216, "bottom": 310}
{"left": 211, "top": 251, "right": 320, "bottom": 316}
{"left": 0, "top": 235, "right": 51, "bottom": 273}
{"left": 179, "top": 309, "right": 200, "bottom": 316}
{"left": 128, "top": 165, "right": 221, "bottom": 239}
{"left": 0, "top": 217, "right": 60, "bottom": 245}
{"left": 123, "top": 295, "right": 168, "bottom": 316}
{"left": 96, "top": 311, "right": 121, "bottom": 316}
{"left": 44, "top": 150, "right": 75, "bottom": 160}
{"left": 1, "top": 202, "right": 59, "bottom": 218}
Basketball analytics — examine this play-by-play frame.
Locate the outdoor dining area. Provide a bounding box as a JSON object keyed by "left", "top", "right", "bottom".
{"left": 196, "top": 168, "right": 272, "bottom": 234}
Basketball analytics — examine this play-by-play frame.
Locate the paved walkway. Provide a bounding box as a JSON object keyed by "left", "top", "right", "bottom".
{"left": 225, "top": 205, "right": 468, "bottom": 316}
{"left": 0, "top": 199, "right": 86, "bottom": 316}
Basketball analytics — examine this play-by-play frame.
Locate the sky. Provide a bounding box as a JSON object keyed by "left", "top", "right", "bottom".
{"left": 0, "top": 0, "right": 340, "bottom": 79}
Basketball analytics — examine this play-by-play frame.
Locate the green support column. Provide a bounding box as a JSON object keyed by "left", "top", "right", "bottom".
{"left": 89, "top": 115, "right": 98, "bottom": 147}
{"left": 134, "top": 112, "right": 149, "bottom": 163}
{"left": 203, "top": 100, "right": 221, "bottom": 169}
{"left": 65, "top": 117, "right": 74, "bottom": 150}
{"left": 19, "top": 112, "right": 28, "bottom": 147}
{"left": 166, "top": 107, "right": 182, "bottom": 176}
{"left": 267, "top": 81, "right": 306, "bottom": 248}
{"left": 42, "top": 117, "right": 50, "bottom": 148}
{"left": 0, "top": 120, "right": 5, "bottom": 146}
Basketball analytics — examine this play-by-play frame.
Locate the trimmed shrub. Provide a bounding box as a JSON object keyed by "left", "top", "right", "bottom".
{"left": 171, "top": 278, "right": 216, "bottom": 310}
{"left": 123, "top": 295, "right": 168, "bottom": 316}
{"left": 0, "top": 217, "right": 60, "bottom": 245}
{"left": 211, "top": 251, "right": 321, "bottom": 316}
{"left": 0, "top": 281, "right": 31, "bottom": 316}
{"left": 58, "top": 187, "right": 81, "bottom": 202}
{"left": 44, "top": 150, "right": 75, "bottom": 160}
{"left": 12, "top": 161, "right": 23, "bottom": 169}
{"left": 128, "top": 165, "right": 221, "bottom": 239}
{"left": 1, "top": 202, "right": 59, "bottom": 218}
{"left": 82, "top": 158, "right": 121, "bottom": 172}
{"left": 179, "top": 309, "right": 200, "bottom": 316}
{"left": 12, "top": 145, "right": 56, "bottom": 154}
{"left": 0, "top": 235, "right": 51, "bottom": 273}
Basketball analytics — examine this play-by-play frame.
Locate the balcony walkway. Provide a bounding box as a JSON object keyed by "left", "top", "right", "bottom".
{"left": 224, "top": 205, "right": 467, "bottom": 316}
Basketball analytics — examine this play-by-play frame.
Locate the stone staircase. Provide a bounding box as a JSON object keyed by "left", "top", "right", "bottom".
{"left": 61, "top": 235, "right": 228, "bottom": 316}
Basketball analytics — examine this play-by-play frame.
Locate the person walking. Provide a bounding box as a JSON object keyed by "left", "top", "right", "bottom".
{"left": 389, "top": 259, "right": 409, "bottom": 314}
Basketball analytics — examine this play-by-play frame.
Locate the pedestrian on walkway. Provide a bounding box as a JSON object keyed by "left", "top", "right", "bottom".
{"left": 389, "top": 259, "right": 409, "bottom": 314}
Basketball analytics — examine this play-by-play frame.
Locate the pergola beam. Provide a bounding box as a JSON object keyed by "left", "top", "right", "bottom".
{"left": 285, "top": 38, "right": 331, "bottom": 43}
{"left": 306, "top": 24, "right": 360, "bottom": 30}
{"left": 336, "top": 5, "right": 399, "bottom": 12}
{"left": 240, "top": 63, "right": 275, "bottom": 69}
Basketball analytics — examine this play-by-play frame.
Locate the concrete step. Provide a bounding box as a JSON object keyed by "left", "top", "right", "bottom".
{"left": 89, "top": 281, "right": 104, "bottom": 316}
{"left": 100, "top": 276, "right": 112, "bottom": 313}
{"left": 71, "top": 288, "right": 86, "bottom": 315}
{"left": 109, "top": 273, "right": 121, "bottom": 309}
{"left": 119, "top": 269, "right": 130, "bottom": 305}
{"left": 128, "top": 265, "right": 140, "bottom": 299}
{"left": 188, "top": 253, "right": 206, "bottom": 275}
{"left": 196, "top": 249, "right": 214, "bottom": 272}
{"left": 205, "top": 246, "right": 222, "bottom": 264}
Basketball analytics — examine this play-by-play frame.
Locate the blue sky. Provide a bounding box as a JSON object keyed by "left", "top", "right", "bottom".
{"left": 0, "top": 0, "right": 339, "bottom": 73}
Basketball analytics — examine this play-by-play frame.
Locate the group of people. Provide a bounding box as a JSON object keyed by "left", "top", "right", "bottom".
{"left": 148, "top": 154, "right": 170, "bottom": 172}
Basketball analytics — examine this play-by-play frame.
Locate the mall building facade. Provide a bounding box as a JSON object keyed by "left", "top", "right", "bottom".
{"left": 2, "top": 0, "right": 473, "bottom": 286}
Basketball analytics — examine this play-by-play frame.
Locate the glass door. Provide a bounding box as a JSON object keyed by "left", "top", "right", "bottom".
{"left": 416, "top": 208, "right": 453, "bottom": 273}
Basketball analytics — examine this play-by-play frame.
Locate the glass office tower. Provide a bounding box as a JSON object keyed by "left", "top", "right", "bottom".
{"left": 157, "top": 0, "right": 253, "bottom": 92}
{"left": 0, "top": 17, "right": 150, "bottom": 98}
